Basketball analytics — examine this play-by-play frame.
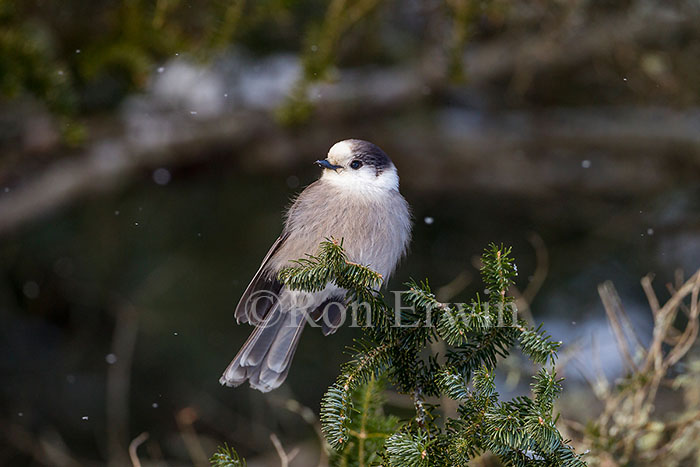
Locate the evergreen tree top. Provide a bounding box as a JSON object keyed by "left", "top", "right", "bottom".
{"left": 273, "top": 240, "right": 585, "bottom": 466}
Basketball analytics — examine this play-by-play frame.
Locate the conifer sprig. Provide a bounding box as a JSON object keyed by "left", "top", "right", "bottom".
{"left": 209, "top": 444, "right": 246, "bottom": 467}
{"left": 277, "top": 240, "right": 585, "bottom": 466}
{"left": 278, "top": 237, "right": 384, "bottom": 292}
{"left": 329, "top": 376, "right": 400, "bottom": 466}
{"left": 320, "top": 341, "right": 393, "bottom": 450}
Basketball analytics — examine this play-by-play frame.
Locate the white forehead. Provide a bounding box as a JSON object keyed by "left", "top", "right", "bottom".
{"left": 328, "top": 141, "right": 354, "bottom": 160}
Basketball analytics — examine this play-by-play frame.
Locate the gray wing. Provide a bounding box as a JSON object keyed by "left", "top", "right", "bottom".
{"left": 234, "top": 233, "right": 288, "bottom": 325}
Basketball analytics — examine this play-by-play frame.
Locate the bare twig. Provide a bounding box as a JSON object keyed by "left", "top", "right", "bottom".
{"left": 578, "top": 268, "right": 700, "bottom": 463}
{"left": 511, "top": 232, "right": 549, "bottom": 325}
{"left": 271, "top": 397, "right": 330, "bottom": 467}
{"left": 436, "top": 270, "right": 472, "bottom": 302}
{"left": 128, "top": 432, "right": 149, "bottom": 467}
{"left": 1, "top": 423, "right": 81, "bottom": 467}
{"left": 270, "top": 433, "right": 300, "bottom": 467}
{"left": 598, "top": 281, "right": 639, "bottom": 372}
{"left": 589, "top": 334, "right": 610, "bottom": 400}
{"left": 665, "top": 281, "right": 692, "bottom": 319}
{"left": 572, "top": 356, "right": 604, "bottom": 401}
{"left": 522, "top": 232, "right": 549, "bottom": 306}
{"left": 107, "top": 302, "right": 140, "bottom": 467}
{"left": 176, "top": 407, "right": 210, "bottom": 467}
{"left": 663, "top": 272, "right": 700, "bottom": 368}
{"left": 641, "top": 274, "right": 661, "bottom": 315}
{"left": 643, "top": 270, "right": 700, "bottom": 373}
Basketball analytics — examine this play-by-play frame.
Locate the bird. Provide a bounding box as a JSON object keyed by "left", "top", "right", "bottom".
{"left": 219, "top": 139, "right": 412, "bottom": 392}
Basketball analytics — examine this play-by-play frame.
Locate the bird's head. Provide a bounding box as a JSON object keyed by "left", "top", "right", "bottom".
{"left": 315, "top": 139, "right": 399, "bottom": 192}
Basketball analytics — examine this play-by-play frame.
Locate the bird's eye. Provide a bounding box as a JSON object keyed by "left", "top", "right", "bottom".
{"left": 350, "top": 160, "right": 363, "bottom": 170}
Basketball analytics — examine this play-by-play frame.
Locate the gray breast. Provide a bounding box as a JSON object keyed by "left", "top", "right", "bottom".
{"left": 267, "top": 180, "right": 411, "bottom": 282}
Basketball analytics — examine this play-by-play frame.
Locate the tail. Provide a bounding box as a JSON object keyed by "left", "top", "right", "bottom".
{"left": 220, "top": 305, "right": 306, "bottom": 392}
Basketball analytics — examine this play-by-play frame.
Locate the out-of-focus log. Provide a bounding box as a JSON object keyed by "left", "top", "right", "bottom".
{"left": 1, "top": 99, "right": 699, "bottom": 236}
{"left": 2, "top": 0, "right": 700, "bottom": 235}
{"left": 464, "top": 6, "right": 690, "bottom": 85}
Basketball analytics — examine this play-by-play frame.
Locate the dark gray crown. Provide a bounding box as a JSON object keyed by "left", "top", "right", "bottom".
{"left": 347, "top": 139, "right": 392, "bottom": 173}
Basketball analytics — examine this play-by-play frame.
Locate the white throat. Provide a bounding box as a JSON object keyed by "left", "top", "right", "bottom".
{"left": 321, "top": 166, "right": 399, "bottom": 195}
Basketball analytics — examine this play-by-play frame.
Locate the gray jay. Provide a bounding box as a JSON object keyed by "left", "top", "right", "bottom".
{"left": 220, "top": 139, "right": 411, "bottom": 392}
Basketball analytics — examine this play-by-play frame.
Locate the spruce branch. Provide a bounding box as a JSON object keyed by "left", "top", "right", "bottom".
{"left": 320, "top": 341, "right": 393, "bottom": 450}
{"left": 209, "top": 444, "right": 246, "bottom": 467}
{"left": 336, "top": 376, "right": 400, "bottom": 467}
{"left": 437, "top": 368, "right": 470, "bottom": 401}
{"left": 517, "top": 323, "right": 562, "bottom": 365}
{"left": 532, "top": 368, "right": 564, "bottom": 413}
{"left": 277, "top": 255, "right": 334, "bottom": 292}
{"left": 481, "top": 243, "right": 517, "bottom": 299}
{"left": 403, "top": 280, "right": 449, "bottom": 313}
{"left": 385, "top": 431, "right": 431, "bottom": 467}
{"left": 278, "top": 238, "right": 384, "bottom": 293}
{"left": 446, "top": 327, "right": 518, "bottom": 378}
{"left": 275, "top": 240, "right": 585, "bottom": 465}
{"left": 437, "top": 296, "right": 492, "bottom": 346}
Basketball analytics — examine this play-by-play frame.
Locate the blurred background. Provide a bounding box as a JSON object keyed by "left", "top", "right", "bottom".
{"left": 1, "top": 0, "right": 699, "bottom": 465}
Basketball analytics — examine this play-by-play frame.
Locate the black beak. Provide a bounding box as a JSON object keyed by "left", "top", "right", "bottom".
{"left": 315, "top": 159, "right": 343, "bottom": 171}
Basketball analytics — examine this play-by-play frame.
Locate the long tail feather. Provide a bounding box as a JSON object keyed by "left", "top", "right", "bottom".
{"left": 220, "top": 306, "right": 306, "bottom": 392}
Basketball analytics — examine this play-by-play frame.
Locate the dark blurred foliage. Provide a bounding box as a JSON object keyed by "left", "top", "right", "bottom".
{"left": 1, "top": 0, "right": 311, "bottom": 114}
{"left": 2, "top": 0, "right": 699, "bottom": 122}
